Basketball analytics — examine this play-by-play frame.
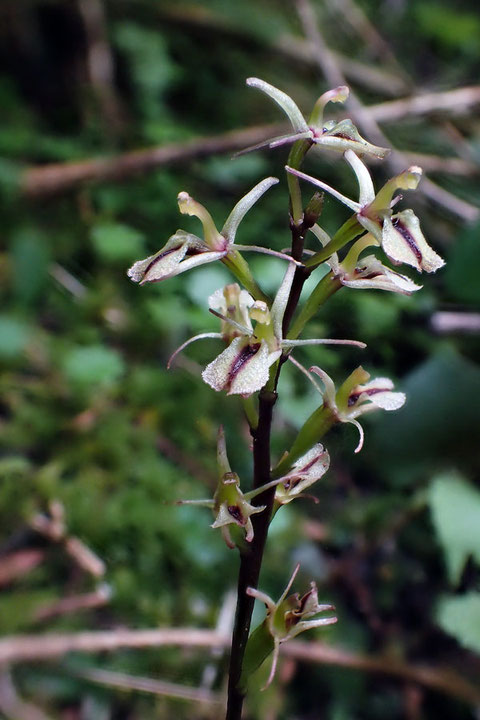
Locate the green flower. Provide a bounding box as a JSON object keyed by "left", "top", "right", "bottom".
{"left": 245, "top": 564, "right": 336, "bottom": 688}
{"left": 288, "top": 150, "right": 445, "bottom": 273}
{"left": 242, "top": 78, "right": 389, "bottom": 158}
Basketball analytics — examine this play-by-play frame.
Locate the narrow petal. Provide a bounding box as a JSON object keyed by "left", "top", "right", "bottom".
{"left": 216, "top": 425, "right": 231, "bottom": 475}
{"left": 246, "top": 78, "right": 309, "bottom": 133}
{"left": 288, "top": 356, "right": 326, "bottom": 395}
{"left": 344, "top": 149, "right": 376, "bottom": 206}
{"left": 271, "top": 262, "right": 296, "bottom": 341}
{"left": 222, "top": 177, "right": 279, "bottom": 243}
{"left": 348, "top": 418, "right": 365, "bottom": 453}
{"left": 269, "top": 131, "right": 313, "bottom": 148}
{"left": 234, "top": 244, "right": 303, "bottom": 266}
{"left": 285, "top": 166, "right": 360, "bottom": 212}
{"left": 309, "top": 366, "right": 337, "bottom": 406}
{"left": 283, "top": 338, "right": 366, "bottom": 349}
{"left": 382, "top": 211, "right": 445, "bottom": 273}
{"left": 167, "top": 332, "right": 222, "bottom": 369}
{"left": 246, "top": 587, "right": 277, "bottom": 612}
{"left": 262, "top": 639, "right": 280, "bottom": 690}
{"left": 234, "top": 132, "right": 311, "bottom": 157}
{"left": 309, "top": 224, "right": 332, "bottom": 247}
{"left": 289, "top": 615, "right": 338, "bottom": 638}
{"left": 209, "top": 308, "right": 254, "bottom": 337}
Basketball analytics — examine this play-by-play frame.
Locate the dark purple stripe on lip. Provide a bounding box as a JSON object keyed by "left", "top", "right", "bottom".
{"left": 228, "top": 505, "right": 245, "bottom": 525}
{"left": 348, "top": 387, "right": 389, "bottom": 406}
{"left": 143, "top": 244, "right": 183, "bottom": 276}
{"left": 391, "top": 218, "right": 423, "bottom": 262}
{"left": 225, "top": 342, "right": 261, "bottom": 391}
{"left": 299, "top": 454, "right": 326, "bottom": 474}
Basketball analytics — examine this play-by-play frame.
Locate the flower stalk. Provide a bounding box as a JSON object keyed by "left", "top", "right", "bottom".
{"left": 126, "top": 76, "right": 444, "bottom": 720}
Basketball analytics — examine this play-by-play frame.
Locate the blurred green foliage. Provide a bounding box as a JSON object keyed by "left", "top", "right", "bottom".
{"left": 0, "top": 0, "right": 479, "bottom": 718}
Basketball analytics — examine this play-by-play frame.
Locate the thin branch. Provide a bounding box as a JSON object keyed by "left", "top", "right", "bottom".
{"left": 324, "top": 0, "right": 409, "bottom": 76}
{"left": 70, "top": 666, "right": 223, "bottom": 705}
{"left": 0, "top": 629, "right": 478, "bottom": 706}
{"left": 31, "top": 501, "right": 106, "bottom": 578}
{"left": 21, "top": 125, "right": 279, "bottom": 197}
{"left": 33, "top": 584, "right": 111, "bottom": 623}
{"left": 431, "top": 311, "right": 480, "bottom": 334}
{"left": 0, "top": 629, "right": 228, "bottom": 665}
{"left": 368, "top": 86, "right": 480, "bottom": 123}
{"left": 158, "top": 6, "right": 409, "bottom": 96}
{"left": 282, "top": 641, "right": 480, "bottom": 706}
{"left": 0, "top": 550, "right": 45, "bottom": 587}
{"left": 294, "top": 0, "right": 480, "bottom": 222}
{"left": 0, "top": 670, "right": 52, "bottom": 720}
{"left": 49, "top": 263, "right": 87, "bottom": 299}
{"left": 77, "top": 0, "right": 125, "bottom": 132}
{"left": 201, "top": 590, "right": 237, "bottom": 690}
{"left": 20, "top": 82, "right": 480, "bottom": 200}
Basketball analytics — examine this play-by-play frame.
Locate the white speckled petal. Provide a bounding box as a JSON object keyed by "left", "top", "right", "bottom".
{"left": 126, "top": 231, "right": 225, "bottom": 284}
{"left": 351, "top": 378, "right": 406, "bottom": 414}
{"left": 382, "top": 210, "right": 445, "bottom": 273}
{"left": 127, "top": 241, "right": 188, "bottom": 283}
{"left": 202, "top": 337, "right": 280, "bottom": 396}
{"left": 341, "top": 255, "right": 422, "bottom": 294}
{"left": 276, "top": 444, "right": 330, "bottom": 504}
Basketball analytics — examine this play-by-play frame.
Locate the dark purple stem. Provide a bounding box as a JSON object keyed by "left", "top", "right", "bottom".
{"left": 225, "top": 390, "right": 277, "bottom": 719}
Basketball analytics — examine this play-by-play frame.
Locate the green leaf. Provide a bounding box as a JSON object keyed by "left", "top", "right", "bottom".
{"left": 62, "top": 345, "right": 125, "bottom": 387}
{"left": 436, "top": 593, "right": 480, "bottom": 654}
{"left": 90, "top": 223, "right": 145, "bottom": 263}
{"left": 10, "top": 226, "right": 50, "bottom": 305}
{"left": 444, "top": 221, "right": 480, "bottom": 305}
{"left": 0, "top": 315, "right": 31, "bottom": 359}
{"left": 373, "top": 349, "right": 480, "bottom": 481}
{"left": 239, "top": 620, "right": 275, "bottom": 691}
{"left": 428, "top": 472, "right": 480, "bottom": 584}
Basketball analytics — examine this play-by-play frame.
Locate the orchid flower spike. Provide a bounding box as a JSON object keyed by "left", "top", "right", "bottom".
{"left": 317, "top": 229, "right": 422, "bottom": 295}
{"left": 242, "top": 78, "right": 389, "bottom": 158}
{"left": 275, "top": 444, "right": 330, "bottom": 506}
{"left": 308, "top": 365, "right": 406, "bottom": 453}
{"left": 169, "top": 264, "right": 366, "bottom": 397}
{"left": 246, "top": 564, "right": 337, "bottom": 689}
{"left": 287, "top": 150, "right": 445, "bottom": 273}
{"left": 127, "top": 177, "right": 300, "bottom": 285}
{"left": 176, "top": 427, "right": 287, "bottom": 549}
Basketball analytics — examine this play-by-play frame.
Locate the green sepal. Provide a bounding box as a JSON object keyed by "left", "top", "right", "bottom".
{"left": 287, "top": 271, "right": 342, "bottom": 341}
{"left": 238, "top": 620, "right": 275, "bottom": 692}
{"left": 306, "top": 215, "right": 364, "bottom": 270}
{"left": 273, "top": 405, "right": 335, "bottom": 478}
{"left": 222, "top": 248, "right": 270, "bottom": 304}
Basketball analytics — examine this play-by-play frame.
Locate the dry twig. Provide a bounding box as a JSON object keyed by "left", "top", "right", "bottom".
{"left": 0, "top": 628, "right": 478, "bottom": 706}
{"left": 0, "top": 670, "right": 52, "bottom": 720}
{"left": 71, "top": 666, "right": 223, "bottom": 705}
